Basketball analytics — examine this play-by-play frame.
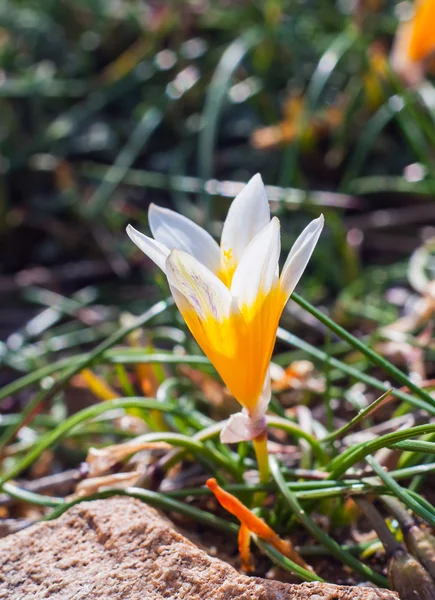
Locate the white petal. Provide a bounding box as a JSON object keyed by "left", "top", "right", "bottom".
{"left": 126, "top": 224, "right": 170, "bottom": 273}
{"left": 220, "top": 410, "right": 267, "bottom": 443}
{"left": 230, "top": 217, "right": 280, "bottom": 308}
{"left": 220, "top": 174, "right": 270, "bottom": 271}
{"left": 280, "top": 215, "right": 324, "bottom": 299}
{"left": 149, "top": 204, "right": 221, "bottom": 274}
{"left": 165, "top": 250, "right": 232, "bottom": 322}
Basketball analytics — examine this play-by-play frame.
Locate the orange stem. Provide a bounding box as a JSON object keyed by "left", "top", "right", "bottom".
{"left": 206, "top": 478, "right": 310, "bottom": 570}
{"left": 238, "top": 523, "right": 255, "bottom": 573}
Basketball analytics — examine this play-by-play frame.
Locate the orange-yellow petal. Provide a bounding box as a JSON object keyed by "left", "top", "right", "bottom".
{"left": 408, "top": 0, "right": 435, "bottom": 63}
{"left": 180, "top": 287, "right": 285, "bottom": 412}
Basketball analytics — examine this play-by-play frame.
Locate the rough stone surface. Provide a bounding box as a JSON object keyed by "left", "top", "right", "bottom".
{"left": 0, "top": 496, "right": 397, "bottom": 600}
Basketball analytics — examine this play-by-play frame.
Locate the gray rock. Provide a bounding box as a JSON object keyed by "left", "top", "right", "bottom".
{"left": 0, "top": 496, "right": 397, "bottom": 599}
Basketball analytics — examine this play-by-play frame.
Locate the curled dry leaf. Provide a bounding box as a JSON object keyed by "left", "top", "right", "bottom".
{"left": 74, "top": 471, "right": 142, "bottom": 498}
{"left": 86, "top": 438, "right": 171, "bottom": 478}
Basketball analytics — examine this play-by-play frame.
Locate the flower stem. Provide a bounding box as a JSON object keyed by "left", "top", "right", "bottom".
{"left": 252, "top": 431, "right": 270, "bottom": 503}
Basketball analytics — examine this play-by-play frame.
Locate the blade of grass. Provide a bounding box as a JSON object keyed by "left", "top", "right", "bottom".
{"left": 322, "top": 389, "right": 393, "bottom": 443}
{"left": 328, "top": 423, "right": 435, "bottom": 478}
{"left": 1, "top": 482, "right": 63, "bottom": 507}
{"left": 390, "top": 440, "right": 435, "bottom": 455}
{"left": 0, "top": 298, "right": 173, "bottom": 449}
{"left": 0, "top": 398, "right": 242, "bottom": 486}
{"left": 277, "top": 328, "right": 435, "bottom": 415}
{"left": 269, "top": 456, "right": 388, "bottom": 587}
{"left": 253, "top": 536, "right": 323, "bottom": 582}
{"left": 365, "top": 455, "right": 435, "bottom": 527}
{"left": 291, "top": 292, "right": 435, "bottom": 411}
{"left": 79, "top": 163, "right": 362, "bottom": 209}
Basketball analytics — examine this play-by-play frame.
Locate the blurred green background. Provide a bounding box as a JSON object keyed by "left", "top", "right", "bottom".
{"left": 1, "top": 0, "right": 435, "bottom": 387}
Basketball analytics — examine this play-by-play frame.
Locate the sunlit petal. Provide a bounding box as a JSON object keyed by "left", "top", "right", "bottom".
{"left": 149, "top": 204, "right": 221, "bottom": 273}
{"left": 220, "top": 174, "right": 270, "bottom": 282}
{"left": 166, "top": 250, "right": 232, "bottom": 322}
{"left": 126, "top": 224, "right": 170, "bottom": 273}
{"left": 280, "top": 215, "right": 324, "bottom": 300}
{"left": 231, "top": 217, "right": 281, "bottom": 311}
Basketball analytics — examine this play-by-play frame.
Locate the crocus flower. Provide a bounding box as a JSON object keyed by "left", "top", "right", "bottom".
{"left": 391, "top": 0, "right": 435, "bottom": 87}
{"left": 127, "top": 174, "right": 323, "bottom": 444}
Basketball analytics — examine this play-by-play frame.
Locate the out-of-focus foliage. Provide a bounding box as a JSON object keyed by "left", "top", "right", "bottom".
{"left": 1, "top": 0, "right": 434, "bottom": 290}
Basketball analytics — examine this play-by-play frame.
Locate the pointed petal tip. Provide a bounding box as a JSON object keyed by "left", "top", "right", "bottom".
{"left": 250, "top": 172, "right": 263, "bottom": 184}
{"left": 308, "top": 214, "right": 325, "bottom": 233}
{"left": 149, "top": 203, "right": 221, "bottom": 273}
{"left": 247, "top": 173, "right": 266, "bottom": 195}
{"left": 125, "top": 223, "right": 138, "bottom": 239}
{"left": 125, "top": 223, "right": 170, "bottom": 272}
{"left": 148, "top": 202, "right": 161, "bottom": 215}
{"left": 270, "top": 215, "right": 280, "bottom": 229}
{"left": 148, "top": 202, "right": 171, "bottom": 221}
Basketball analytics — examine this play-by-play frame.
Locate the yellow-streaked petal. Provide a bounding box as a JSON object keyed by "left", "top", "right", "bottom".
{"left": 149, "top": 203, "right": 221, "bottom": 274}
{"left": 165, "top": 250, "right": 236, "bottom": 372}
{"left": 179, "top": 284, "right": 284, "bottom": 412}
{"left": 167, "top": 245, "right": 283, "bottom": 411}
{"left": 231, "top": 217, "right": 280, "bottom": 315}
{"left": 166, "top": 250, "right": 233, "bottom": 323}
{"left": 219, "top": 173, "right": 270, "bottom": 285}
